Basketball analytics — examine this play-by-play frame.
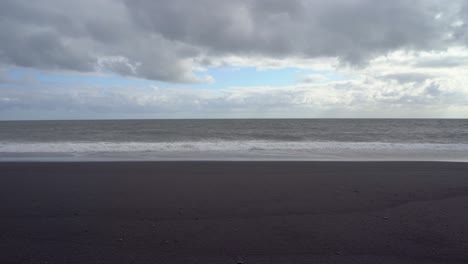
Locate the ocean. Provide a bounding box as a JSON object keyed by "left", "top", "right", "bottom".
{"left": 0, "top": 119, "right": 467, "bottom": 161}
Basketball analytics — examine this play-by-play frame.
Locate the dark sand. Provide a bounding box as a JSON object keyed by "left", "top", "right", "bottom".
{"left": 1, "top": 162, "right": 468, "bottom": 264}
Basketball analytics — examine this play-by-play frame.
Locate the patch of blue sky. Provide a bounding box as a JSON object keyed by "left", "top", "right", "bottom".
{"left": 3, "top": 66, "right": 349, "bottom": 89}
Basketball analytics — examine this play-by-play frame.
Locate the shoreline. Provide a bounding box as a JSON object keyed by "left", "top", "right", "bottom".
{"left": 1, "top": 161, "right": 468, "bottom": 263}
{"left": 1, "top": 153, "right": 468, "bottom": 163}
{"left": 2, "top": 159, "right": 468, "bottom": 162}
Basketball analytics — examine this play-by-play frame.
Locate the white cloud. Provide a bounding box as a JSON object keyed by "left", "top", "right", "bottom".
{"left": 2, "top": 0, "right": 468, "bottom": 118}
{"left": 1, "top": 0, "right": 467, "bottom": 82}
{"left": 1, "top": 70, "right": 467, "bottom": 119}
{"left": 299, "top": 74, "right": 330, "bottom": 84}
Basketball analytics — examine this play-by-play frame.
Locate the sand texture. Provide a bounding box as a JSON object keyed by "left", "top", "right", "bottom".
{"left": 1, "top": 161, "right": 468, "bottom": 263}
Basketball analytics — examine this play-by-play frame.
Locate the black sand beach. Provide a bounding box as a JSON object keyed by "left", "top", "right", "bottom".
{"left": 1, "top": 161, "right": 468, "bottom": 263}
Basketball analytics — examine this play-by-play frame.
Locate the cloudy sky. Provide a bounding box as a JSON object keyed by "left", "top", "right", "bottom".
{"left": 1, "top": 0, "right": 468, "bottom": 119}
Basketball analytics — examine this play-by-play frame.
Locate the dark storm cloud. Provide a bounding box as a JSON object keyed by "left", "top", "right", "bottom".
{"left": 0, "top": 0, "right": 466, "bottom": 82}
{"left": 0, "top": 24, "right": 94, "bottom": 72}
{"left": 0, "top": 0, "right": 202, "bottom": 82}
{"left": 125, "top": 0, "right": 450, "bottom": 63}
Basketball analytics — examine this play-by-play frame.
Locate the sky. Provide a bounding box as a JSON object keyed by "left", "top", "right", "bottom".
{"left": 1, "top": 0, "right": 468, "bottom": 120}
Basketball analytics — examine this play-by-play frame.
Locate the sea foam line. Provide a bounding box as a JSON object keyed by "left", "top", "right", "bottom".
{"left": 1, "top": 140, "right": 467, "bottom": 153}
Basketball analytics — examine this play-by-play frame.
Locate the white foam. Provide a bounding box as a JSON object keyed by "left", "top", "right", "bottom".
{"left": 0, "top": 140, "right": 467, "bottom": 161}
{"left": 0, "top": 140, "right": 467, "bottom": 152}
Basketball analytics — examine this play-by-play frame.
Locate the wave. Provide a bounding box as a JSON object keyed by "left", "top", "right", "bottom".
{"left": 1, "top": 140, "right": 467, "bottom": 153}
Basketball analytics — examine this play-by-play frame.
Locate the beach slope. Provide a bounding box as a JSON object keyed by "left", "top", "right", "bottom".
{"left": 1, "top": 161, "right": 468, "bottom": 263}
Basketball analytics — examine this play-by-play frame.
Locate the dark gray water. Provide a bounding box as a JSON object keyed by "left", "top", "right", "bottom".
{"left": 1, "top": 119, "right": 467, "bottom": 161}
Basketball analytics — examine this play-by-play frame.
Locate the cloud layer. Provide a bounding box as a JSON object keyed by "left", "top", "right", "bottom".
{"left": 1, "top": 0, "right": 467, "bottom": 82}
{"left": 1, "top": 0, "right": 468, "bottom": 118}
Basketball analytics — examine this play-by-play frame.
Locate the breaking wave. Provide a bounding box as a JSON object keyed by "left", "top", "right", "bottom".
{"left": 1, "top": 140, "right": 467, "bottom": 161}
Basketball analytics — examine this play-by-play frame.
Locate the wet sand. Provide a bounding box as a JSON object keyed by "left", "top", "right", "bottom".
{"left": 1, "top": 161, "right": 468, "bottom": 263}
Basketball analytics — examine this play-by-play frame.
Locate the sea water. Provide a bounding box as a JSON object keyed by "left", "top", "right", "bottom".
{"left": 0, "top": 119, "right": 467, "bottom": 161}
